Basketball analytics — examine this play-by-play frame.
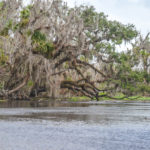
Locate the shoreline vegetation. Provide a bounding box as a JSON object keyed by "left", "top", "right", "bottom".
{"left": 0, "top": 0, "right": 150, "bottom": 101}
{"left": 1, "top": 95, "right": 150, "bottom": 103}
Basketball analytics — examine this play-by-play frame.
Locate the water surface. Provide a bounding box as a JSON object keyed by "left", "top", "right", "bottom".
{"left": 0, "top": 100, "right": 150, "bottom": 150}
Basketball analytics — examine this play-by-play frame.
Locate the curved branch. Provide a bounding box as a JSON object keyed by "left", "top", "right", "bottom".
{"left": 76, "top": 59, "right": 107, "bottom": 77}
{"left": 7, "top": 74, "right": 29, "bottom": 95}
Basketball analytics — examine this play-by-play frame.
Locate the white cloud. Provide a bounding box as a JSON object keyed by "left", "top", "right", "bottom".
{"left": 127, "top": 0, "right": 140, "bottom": 3}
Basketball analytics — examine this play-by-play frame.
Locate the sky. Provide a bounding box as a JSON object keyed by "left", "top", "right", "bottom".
{"left": 64, "top": 0, "right": 150, "bottom": 36}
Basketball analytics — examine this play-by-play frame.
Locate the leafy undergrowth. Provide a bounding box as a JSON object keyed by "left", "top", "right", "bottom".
{"left": 125, "top": 96, "right": 150, "bottom": 101}
{"left": 111, "top": 93, "right": 150, "bottom": 101}
{"left": 69, "top": 93, "right": 150, "bottom": 101}
{"left": 98, "top": 94, "right": 150, "bottom": 101}
{"left": 1, "top": 94, "right": 150, "bottom": 102}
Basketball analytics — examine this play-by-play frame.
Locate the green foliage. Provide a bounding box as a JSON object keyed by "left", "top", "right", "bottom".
{"left": 137, "top": 84, "right": 150, "bottom": 93}
{"left": 117, "top": 70, "right": 150, "bottom": 95}
{"left": 31, "top": 31, "right": 54, "bottom": 58}
{"left": 19, "top": 19, "right": 29, "bottom": 28}
{"left": 0, "top": 20, "right": 13, "bottom": 36}
{"left": 66, "top": 76, "right": 72, "bottom": 81}
{"left": 26, "top": 29, "right": 32, "bottom": 36}
{"left": 79, "top": 5, "right": 148, "bottom": 98}
{"left": 14, "top": 5, "right": 32, "bottom": 30}
{"left": 79, "top": 55, "right": 89, "bottom": 62}
{"left": 0, "top": 100, "right": 7, "bottom": 103}
{"left": 20, "top": 5, "right": 32, "bottom": 19}
{"left": 98, "top": 92, "right": 107, "bottom": 97}
{"left": 108, "top": 22, "right": 137, "bottom": 44}
{"left": 0, "top": 1, "right": 4, "bottom": 11}
{"left": 140, "top": 50, "right": 149, "bottom": 57}
{"left": 81, "top": 6, "right": 98, "bottom": 27}
{"left": 27, "top": 80, "right": 34, "bottom": 87}
{"left": 105, "top": 47, "right": 150, "bottom": 96}
{"left": 0, "top": 48, "right": 8, "bottom": 65}
{"left": 136, "top": 97, "right": 150, "bottom": 101}
{"left": 80, "top": 5, "right": 138, "bottom": 58}
{"left": 63, "top": 62, "right": 69, "bottom": 69}
{"left": 32, "top": 30, "right": 46, "bottom": 42}
{"left": 0, "top": 82, "right": 4, "bottom": 90}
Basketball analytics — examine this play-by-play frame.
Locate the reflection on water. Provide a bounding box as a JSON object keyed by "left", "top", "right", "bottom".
{"left": 0, "top": 100, "right": 150, "bottom": 150}
{"left": 0, "top": 100, "right": 91, "bottom": 108}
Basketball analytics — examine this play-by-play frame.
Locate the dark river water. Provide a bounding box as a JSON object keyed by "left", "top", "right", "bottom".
{"left": 0, "top": 100, "right": 150, "bottom": 150}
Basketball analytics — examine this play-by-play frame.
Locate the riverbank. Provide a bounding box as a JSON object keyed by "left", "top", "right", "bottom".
{"left": 1, "top": 95, "right": 150, "bottom": 104}
{"left": 1, "top": 97, "right": 150, "bottom": 109}
{"left": 69, "top": 95, "right": 150, "bottom": 102}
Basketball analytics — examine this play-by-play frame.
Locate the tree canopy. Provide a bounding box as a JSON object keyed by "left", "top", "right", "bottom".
{"left": 0, "top": 0, "right": 150, "bottom": 100}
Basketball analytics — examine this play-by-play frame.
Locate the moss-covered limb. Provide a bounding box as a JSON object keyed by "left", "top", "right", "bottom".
{"left": 7, "top": 74, "right": 29, "bottom": 95}
{"left": 60, "top": 81, "right": 94, "bottom": 99}
{"left": 61, "top": 80, "right": 113, "bottom": 101}
{"left": 76, "top": 59, "right": 107, "bottom": 78}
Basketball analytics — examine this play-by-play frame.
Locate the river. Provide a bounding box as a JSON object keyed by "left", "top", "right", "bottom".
{"left": 0, "top": 100, "right": 150, "bottom": 150}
